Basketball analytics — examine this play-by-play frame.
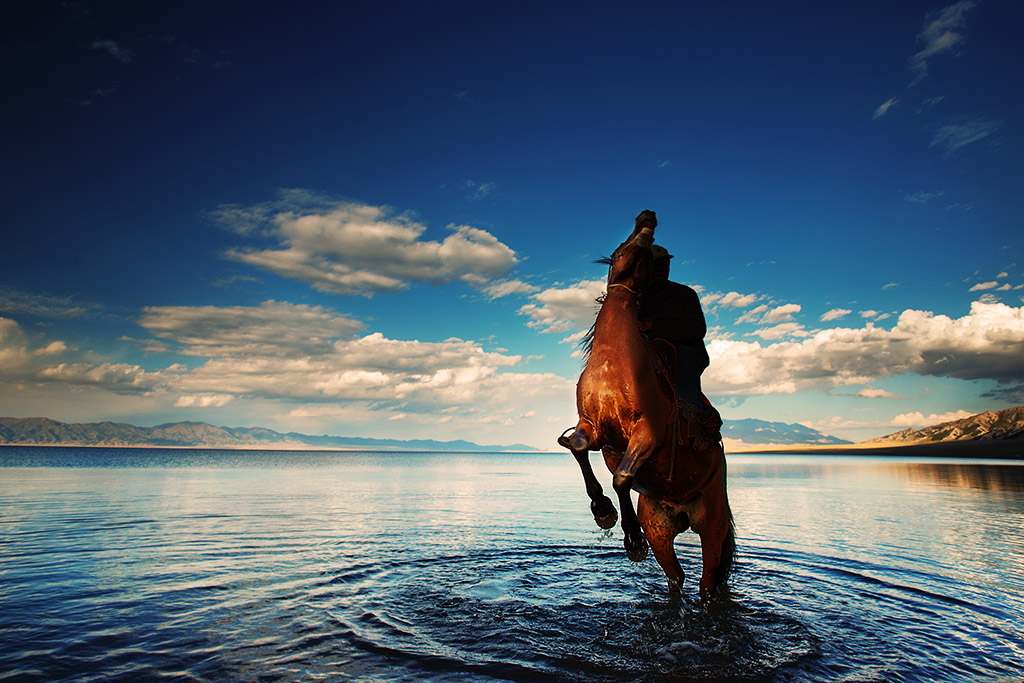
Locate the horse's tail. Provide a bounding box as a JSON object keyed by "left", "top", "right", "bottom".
{"left": 714, "top": 442, "right": 736, "bottom": 586}
{"left": 717, "top": 512, "right": 737, "bottom": 585}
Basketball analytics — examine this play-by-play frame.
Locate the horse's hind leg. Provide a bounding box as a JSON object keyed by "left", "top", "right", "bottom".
{"left": 690, "top": 480, "right": 734, "bottom": 602}
{"left": 611, "top": 426, "right": 656, "bottom": 563}
{"left": 637, "top": 495, "right": 689, "bottom": 596}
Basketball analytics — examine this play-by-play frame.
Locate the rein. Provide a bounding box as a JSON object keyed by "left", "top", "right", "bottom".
{"left": 607, "top": 283, "right": 640, "bottom": 296}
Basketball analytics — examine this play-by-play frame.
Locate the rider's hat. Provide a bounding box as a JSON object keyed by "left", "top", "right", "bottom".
{"left": 651, "top": 245, "right": 673, "bottom": 260}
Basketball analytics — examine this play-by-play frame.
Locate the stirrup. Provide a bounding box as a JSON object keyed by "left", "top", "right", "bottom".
{"left": 557, "top": 426, "right": 574, "bottom": 450}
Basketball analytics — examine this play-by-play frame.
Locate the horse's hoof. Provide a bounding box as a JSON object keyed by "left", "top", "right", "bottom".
{"left": 625, "top": 534, "right": 648, "bottom": 563}
{"left": 591, "top": 497, "right": 618, "bottom": 529}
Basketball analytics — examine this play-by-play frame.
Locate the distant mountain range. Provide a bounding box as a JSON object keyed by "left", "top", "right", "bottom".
{"left": 722, "top": 418, "right": 851, "bottom": 446}
{"left": 1, "top": 415, "right": 849, "bottom": 451}
{"left": 866, "top": 406, "right": 1024, "bottom": 445}
{"left": 4, "top": 407, "right": 1020, "bottom": 453}
{"left": 0, "top": 417, "right": 539, "bottom": 452}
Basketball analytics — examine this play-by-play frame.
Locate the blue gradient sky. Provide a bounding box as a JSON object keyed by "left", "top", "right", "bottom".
{"left": 2, "top": 1, "right": 1022, "bottom": 448}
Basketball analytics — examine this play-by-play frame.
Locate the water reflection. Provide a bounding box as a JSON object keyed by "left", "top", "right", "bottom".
{"left": 885, "top": 461, "right": 1024, "bottom": 493}
{"left": 2, "top": 448, "right": 1024, "bottom": 682}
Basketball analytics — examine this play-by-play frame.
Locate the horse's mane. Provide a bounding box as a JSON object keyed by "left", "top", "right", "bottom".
{"left": 579, "top": 257, "right": 613, "bottom": 365}
{"left": 579, "top": 319, "right": 598, "bottom": 365}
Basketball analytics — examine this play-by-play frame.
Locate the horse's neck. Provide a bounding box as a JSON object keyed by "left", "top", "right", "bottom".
{"left": 591, "top": 294, "right": 643, "bottom": 358}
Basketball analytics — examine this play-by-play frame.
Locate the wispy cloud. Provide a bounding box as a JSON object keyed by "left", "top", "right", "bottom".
{"left": 462, "top": 180, "right": 496, "bottom": 201}
{"left": 0, "top": 290, "right": 97, "bottom": 318}
{"left": 909, "top": 0, "right": 977, "bottom": 83}
{"left": 903, "top": 190, "right": 945, "bottom": 204}
{"left": 930, "top": 118, "right": 1001, "bottom": 155}
{"left": 91, "top": 39, "right": 133, "bottom": 63}
{"left": 139, "top": 300, "right": 364, "bottom": 358}
{"left": 482, "top": 279, "right": 539, "bottom": 299}
{"left": 873, "top": 98, "right": 898, "bottom": 119}
{"left": 820, "top": 308, "right": 851, "bottom": 322}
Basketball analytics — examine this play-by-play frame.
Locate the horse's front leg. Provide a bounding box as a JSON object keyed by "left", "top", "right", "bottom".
{"left": 559, "top": 426, "right": 617, "bottom": 529}
{"left": 611, "top": 422, "right": 656, "bottom": 562}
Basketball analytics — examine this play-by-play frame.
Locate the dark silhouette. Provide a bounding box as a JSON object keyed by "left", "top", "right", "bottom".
{"left": 637, "top": 245, "right": 709, "bottom": 410}
{"left": 558, "top": 210, "right": 734, "bottom": 601}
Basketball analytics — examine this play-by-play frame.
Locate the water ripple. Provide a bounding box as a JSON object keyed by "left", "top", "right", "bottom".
{"left": 2, "top": 449, "right": 1023, "bottom": 682}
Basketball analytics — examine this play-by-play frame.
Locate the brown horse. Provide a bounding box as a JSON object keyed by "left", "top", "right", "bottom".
{"left": 559, "top": 210, "right": 734, "bottom": 601}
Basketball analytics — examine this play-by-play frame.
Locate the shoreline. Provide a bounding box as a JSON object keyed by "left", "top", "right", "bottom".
{"left": 1, "top": 440, "right": 1022, "bottom": 459}
{"left": 729, "top": 439, "right": 1023, "bottom": 460}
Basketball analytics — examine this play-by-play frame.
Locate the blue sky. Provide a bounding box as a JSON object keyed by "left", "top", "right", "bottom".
{"left": 2, "top": 0, "right": 1022, "bottom": 449}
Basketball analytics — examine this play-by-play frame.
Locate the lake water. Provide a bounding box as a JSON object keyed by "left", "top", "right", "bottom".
{"left": 1, "top": 447, "right": 1022, "bottom": 682}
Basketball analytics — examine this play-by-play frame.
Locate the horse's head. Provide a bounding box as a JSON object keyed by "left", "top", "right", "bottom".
{"left": 604, "top": 210, "right": 657, "bottom": 294}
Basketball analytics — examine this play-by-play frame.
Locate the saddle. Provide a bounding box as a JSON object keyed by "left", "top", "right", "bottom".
{"left": 647, "top": 338, "right": 723, "bottom": 452}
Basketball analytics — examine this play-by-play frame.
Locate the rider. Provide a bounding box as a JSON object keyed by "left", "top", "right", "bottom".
{"left": 636, "top": 245, "right": 709, "bottom": 411}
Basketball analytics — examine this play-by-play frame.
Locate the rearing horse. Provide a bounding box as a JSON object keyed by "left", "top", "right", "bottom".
{"left": 559, "top": 210, "right": 735, "bottom": 601}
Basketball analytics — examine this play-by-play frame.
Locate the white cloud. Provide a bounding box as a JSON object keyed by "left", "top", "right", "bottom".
{"left": 752, "top": 323, "right": 807, "bottom": 340}
{"left": 708, "top": 291, "right": 759, "bottom": 309}
{"left": 174, "top": 394, "right": 234, "bottom": 408}
{"left": 855, "top": 385, "right": 902, "bottom": 399}
{"left": 736, "top": 304, "right": 769, "bottom": 325}
{"left": 873, "top": 98, "right": 898, "bottom": 119}
{"left": 0, "top": 318, "right": 33, "bottom": 374}
{"left": 889, "top": 410, "right": 974, "bottom": 428}
{"left": 216, "top": 192, "right": 518, "bottom": 296}
{"left": 519, "top": 279, "right": 605, "bottom": 334}
{"left": 909, "top": 0, "right": 976, "bottom": 83}
{"left": 859, "top": 310, "right": 880, "bottom": 319}
{"left": 38, "top": 362, "right": 158, "bottom": 392}
{"left": 761, "top": 303, "right": 801, "bottom": 324}
{"left": 132, "top": 301, "right": 580, "bottom": 426}
{"left": 969, "top": 281, "right": 999, "bottom": 292}
{"left": 821, "top": 308, "right": 852, "bottom": 322}
{"left": 704, "top": 300, "right": 1024, "bottom": 396}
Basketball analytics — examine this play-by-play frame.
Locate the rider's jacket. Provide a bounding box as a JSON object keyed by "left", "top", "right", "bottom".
{"left": 638, "top": 279, "right": 710, "bottom": 372}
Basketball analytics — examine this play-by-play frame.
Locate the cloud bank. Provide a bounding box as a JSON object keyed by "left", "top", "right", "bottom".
{"left": 215, "top": 191, "right": 518, "bottom": 296}
{"left": 705, "top": 301, "right": 1024, "bottom": 395}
